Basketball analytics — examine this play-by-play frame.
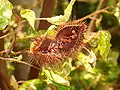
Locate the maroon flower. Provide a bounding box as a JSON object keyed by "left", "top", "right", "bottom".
{"left": 29, "top": 23, "right": 86, "bottom": 68}
{"left": 29, "top": 37, "right": 61, "bottom": 68}
{"left": 56, "top": 23, "right": 86, "bottom": 56}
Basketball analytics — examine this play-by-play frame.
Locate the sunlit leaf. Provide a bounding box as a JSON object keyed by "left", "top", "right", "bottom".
{"left": 88, "top": 51, "right": 97, "bottom": 66}
{"left": 20, "top": 9, "right": 36, "bottom": 30}
{"left": 44, "top": 25, "right": 57, "bottom": 38}
{"left": 36, "top": 15, "right": 65, "bottom": 25}
{"left": 46, "top": 15, "right": 65, "bottom": 25}
{"left": 19, "top": 79, "right": 47, "bottom": 90}
{"left": 64, "top": 0, "right": 76, "bottom": 21}
{"left": 0, "top": 0, "right": 13, "bottom": 30}
{"left": 52, "top": 81, "right": 70, "bottom": 90}
{"left": 36, "top": 0, "right": 76, "bottom": 25}
{"left": 42, "top": 67, "right": 70, "bottom": 86}
{"left": 76, "top": 51, "right": 96, "bottom": 74}
{"left": 89, "top": 38, "right": 99, "bottom": 48}
{"left": 62, "top": 59, "right": 73, "bottom": 77}
{"left": 10, "top": 75, "right": 18, "bottom": 90}
{"left": 28, "top": 83, "right": 37, "bottom": 90}
{"left": 14, "top": 55, "right": 23, "bottom": 61}
{"left": 97, "top": 31, "right": 111, "bottom": 60}
{"left": 114, "top": 1, "right": 120, "bottom": 23}
{"left": 27, "top": 27, "right": 38, "bottom": 37}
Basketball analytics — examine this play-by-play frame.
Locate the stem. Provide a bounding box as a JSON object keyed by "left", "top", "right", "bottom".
{"left": 87, "top": 0, "right": 104, "bottom": 32}
{"left": 72, "top": 6, "right": 112, "bottom": 24}
{"left": 0, "top": 56, "right": 40, "bottom": 70}
{"left": 35, "top": 7, "right": 112, "bottom": 26}
{"left": 0, "top": 33, "right": 12, "bottom": 40}
{"left": 36, "top": 17, "right": 49, "bottom": 20}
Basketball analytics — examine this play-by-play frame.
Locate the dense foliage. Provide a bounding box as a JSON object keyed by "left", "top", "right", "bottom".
{"left": 0, "top": 0, "right": 120, "bottom": 90}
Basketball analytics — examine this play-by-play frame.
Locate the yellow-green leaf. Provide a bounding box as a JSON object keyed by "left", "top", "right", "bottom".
{"left": 20, "top": 9, "right": 36, "bottom": 30}
{"left": 64, "top": 0, "right": 76, "bottom": 21}
{"left": 0, "top": 0, "right": 13, "bottom": 30}
{"left": 97, "top": 31, "right": 112, "bottom": 60}
{"left": 36, "top": 0, "right": 76, "bottom": 25}
{"left": 42, "top": 67, "right": 70, "bottom": 86}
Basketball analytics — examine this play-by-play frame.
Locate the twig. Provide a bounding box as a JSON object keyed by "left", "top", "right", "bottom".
{"left": 11, "top": 51, "right": 24, "bottom": 55}
{"left": 35, "top": 7, "right": 112, "bottom": 26}
{"left": 17, "top": 80, "right": 26, "bottom": 84}
{"left": 6, "top": 31, "right": 16, "bottom": 55}
{"left": 87, "top": 0, "right": 104, "bottom": 32}
{"left": 0, "top": 56, "right": 40, "bottom": 70}
{"left": 72, "top": 6, "right": 112, "bottom": 24}
{"left": 4, "top": 10, "right": 25, "bottom": 55}
{"left": 13, "top": 10, "right": 22, "bottom": 23}
{"left": 0, "top": 33, "right": 13, "bottom": 40}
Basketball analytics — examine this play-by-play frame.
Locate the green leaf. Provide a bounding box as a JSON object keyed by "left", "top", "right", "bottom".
{"left": 52, "top": 81, "right": 70, "bottom": 90}
{"left": 27, "top": 27, "right": 38, "bottom": 37}
{"left": 10, "top": 75, "right": 18, "bottom": 90}
{"left": 20, "top": 9, "right": 36, "bottom": 30}
{"left": 36, "top": 0, "right": 76, "bottom": 25}
{"left": 76, "top": 51, "right": 96, "bottom": 74}
{"left": 64, "top": 0, "right": 76, "bottom": 22}
{"left": 47, "top": 0, "right": 76, "bottom": 24}
{"left": 19, "top": 79, "right": 47, "bottom": 90}
{"left": 14, "top": 55, "right": 23, "bottom": 61}
{"left": 107, "top": 69, "right": 118, "bottom": 82}
{"left": 114, "top": 1, "right": 120, "bottom": 23}
{"left": 36, "top": 15, "right": 65, "bottom": 25}
{"left": 107, "top": 49, "right": 119, "bottom": 65}
{"left": 44, "top": 25, "right": 57, "bottom": 38}
{"left": 0, "top": 0, "right": 13, "bottom": 30}
{"left": 69, "top": 68, "right": 96, "bottom": 90}
{"left": 42, "top": 67, "right": 70, "bottom": 86}
{"left": 46, "top": 15, "right": 65, "bottom": 25}
{"left": 89, "top": 38, "right": 99, "bottom": 48}
{"left": 62, "top": 59, "right": 73, "bottom": 77}
{"left": 97, "top": 31, "right": 112, "bottom": 60}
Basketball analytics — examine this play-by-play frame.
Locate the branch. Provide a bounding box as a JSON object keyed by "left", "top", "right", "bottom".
{"left": 0, "top": 33, "right": 13, "bottom": 40}
{"left": 6, "top": 31, "right": 16, "bottom": 55}
{"left": 72, "top": 6, "right": 112, "bottom": 24}
{"left": 0, "top": 56, "right": 40, "bottom": 70}
{"left": 87, "top": 0, "right": 104, "bottom": 32}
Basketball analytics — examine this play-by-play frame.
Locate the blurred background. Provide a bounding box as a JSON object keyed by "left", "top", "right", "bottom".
{"left": 0, "top": 0, "right": 120, "bottom": 90}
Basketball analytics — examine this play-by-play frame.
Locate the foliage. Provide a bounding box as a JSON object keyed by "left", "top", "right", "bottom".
{"left": 0, "top": 0, "right": 120, "bottom": 90}
{"left": 20, "top": 9, "right": 36, "bottom": 30}
{"left": 0, "top": 0, "right": 13, "bottom": 30}
{"left": 96, "top": 31, "right": 112, "bottom": 60}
